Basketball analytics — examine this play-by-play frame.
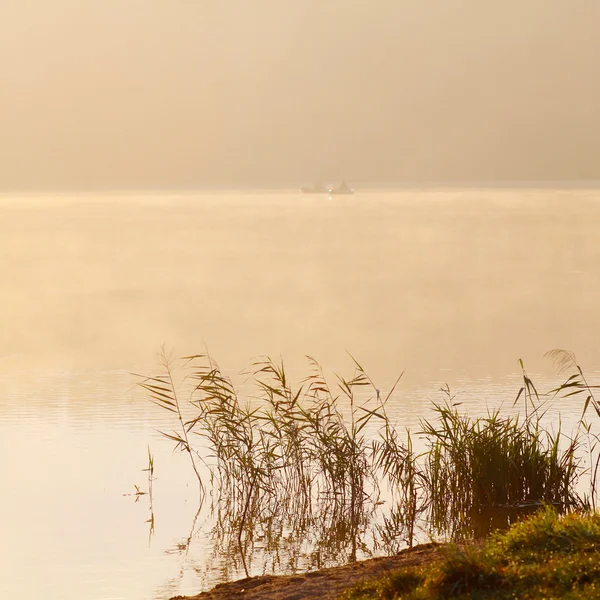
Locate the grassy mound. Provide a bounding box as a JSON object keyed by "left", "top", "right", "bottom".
{"left": 340, "top": 508, "right": 600, "bottom": 599}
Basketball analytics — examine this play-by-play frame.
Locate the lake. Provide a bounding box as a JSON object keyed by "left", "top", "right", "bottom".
{"left": 1, "top": 188, "right": 599, "bottom": 599}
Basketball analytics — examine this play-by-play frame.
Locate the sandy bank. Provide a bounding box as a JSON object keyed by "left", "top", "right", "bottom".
{"left": 171, "top": 542, "right": 442, "bottom": 600}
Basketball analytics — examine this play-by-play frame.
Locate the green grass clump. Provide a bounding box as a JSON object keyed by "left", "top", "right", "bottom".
{"left": 340, "top": 508, "right": 600, "bottom": 599}
{"left": 343, "top": 568, "right": 426, "bottom": 600}
{"left": 422, "top": 403, "right": 582, "bottom": 538}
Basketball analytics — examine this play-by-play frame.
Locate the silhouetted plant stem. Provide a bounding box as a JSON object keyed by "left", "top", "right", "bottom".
{"left": 238, "top": 473, "right": 258, "bottom": 578}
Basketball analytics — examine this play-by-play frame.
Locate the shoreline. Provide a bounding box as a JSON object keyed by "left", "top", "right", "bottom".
{"left": 170, "top": 542, "right": 445, "bottom": 600}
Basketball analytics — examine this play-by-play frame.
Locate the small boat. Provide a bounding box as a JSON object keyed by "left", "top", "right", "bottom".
{"left": 300, "top": 182, "right": 328, "bottom": 194}
{"left": 300, "top": 181, "right": 355, "bottom": 194}
{"left": 328, "top": 181, "right": 354, "bottom": 195}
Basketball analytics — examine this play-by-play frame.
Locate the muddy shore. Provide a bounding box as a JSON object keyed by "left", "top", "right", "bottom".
{"left": 171, "top": 542, "right": 442, "bottom": 600}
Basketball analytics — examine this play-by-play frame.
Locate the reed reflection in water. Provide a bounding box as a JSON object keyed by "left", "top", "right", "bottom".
{"left": 138, "top": 348, "right": 598, "bottom": 582}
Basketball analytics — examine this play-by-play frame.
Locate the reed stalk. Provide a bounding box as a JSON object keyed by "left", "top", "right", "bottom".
{"left": 139, "top": 348, "right": 592, "bottom": 565}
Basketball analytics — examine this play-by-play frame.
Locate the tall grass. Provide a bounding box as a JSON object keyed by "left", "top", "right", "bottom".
{"left": 138, "top": 349, "right": 596, "bottom": 570}
{"left": 421, "top": 402, "right": 581, "bottom": 538}
{"left": 135, "top": 348, "right": 205, "bottom": 495}
{"left": 546, "top": 349, "right": 600, "bottom": 509}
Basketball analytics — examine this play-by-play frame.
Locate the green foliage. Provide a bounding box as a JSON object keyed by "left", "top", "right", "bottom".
{"left": 341, "top": 508, "right": 600, "bottom": 599}
{"left": 341, "top": 568, "right": 426, "bottom": 600}
{"left": 422, "top": 402, "right": 582, "bottom": 538}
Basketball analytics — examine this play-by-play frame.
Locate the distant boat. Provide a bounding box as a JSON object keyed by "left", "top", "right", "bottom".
{"left": 300, "top": 181, "right": 354, "bottom": 194}
{"left": 328, "top": 180, "right": 354, "bottom": 195}
{"left": 300, "top": 182, "right": 328, "bottom": 194}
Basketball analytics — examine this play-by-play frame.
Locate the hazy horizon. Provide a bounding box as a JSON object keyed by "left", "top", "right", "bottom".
{"left": 4, "top": 5, "right": 600, "bottom": 599}
{"left": 2, "top": 1, "right": 600, "bottom": 191}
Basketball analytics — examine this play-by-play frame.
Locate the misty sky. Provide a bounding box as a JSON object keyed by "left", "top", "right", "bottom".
{"left": 1, "top": 1, "right": 599, "bottom": 190}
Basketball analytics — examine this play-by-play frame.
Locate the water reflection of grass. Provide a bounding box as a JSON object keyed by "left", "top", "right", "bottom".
{"left": 137, "top": 348, "right": 600, "bottom": 578}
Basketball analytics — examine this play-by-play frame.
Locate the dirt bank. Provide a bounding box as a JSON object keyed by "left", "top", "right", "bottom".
{"left": 171, "top": 542, "right": 442, "bottom": 600}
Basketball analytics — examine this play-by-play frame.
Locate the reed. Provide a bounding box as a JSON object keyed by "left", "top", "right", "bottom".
{"left": 421, "top": 402, "right": 582, "bottom": 538}
{"left": 135, "top": 348, "right": 205, "bottom": 495}
{"left": 139, "top": 349, "right": 593, "bottom": 570}
{"left": 143, "top": 446, "right": 155, "bottom": 543}
{"left": 546, "top": 349, "right": 600, "bottom": 509}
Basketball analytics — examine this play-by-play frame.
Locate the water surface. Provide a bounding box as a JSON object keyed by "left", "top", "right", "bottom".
{"left": 1, "top": 189, "right": 599, "bottom": 599}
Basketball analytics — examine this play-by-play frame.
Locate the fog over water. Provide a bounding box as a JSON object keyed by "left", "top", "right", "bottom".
{"left": 2, "top": 190, "right": 599, "bottom": 383}
{"left": 2, "top": 2, "right": 600, "bottom": 599}
{"left": 1, "top": 190, "right": 600, "bottom": 600}
{"left": 2, "top": 1, "right": 600, "bottom": 189}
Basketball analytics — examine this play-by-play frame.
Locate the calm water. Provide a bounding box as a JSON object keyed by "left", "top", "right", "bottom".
{"left": 1, "top": 189, "right": 599, "bottom": 599}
